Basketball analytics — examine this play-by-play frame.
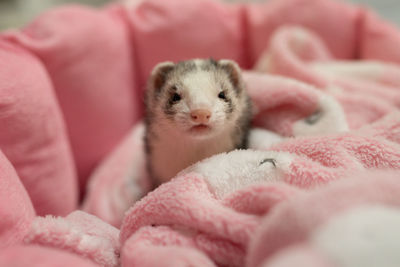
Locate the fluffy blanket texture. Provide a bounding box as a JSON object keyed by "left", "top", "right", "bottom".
{"left": 0, "top": 0, "right": 400, "bottom": 266}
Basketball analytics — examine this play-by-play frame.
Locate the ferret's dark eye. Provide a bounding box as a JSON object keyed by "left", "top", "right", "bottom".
{"left": 218, "top": 91, "right": 226, "bottom": 99}
{"left": 171, "top": 93, "right": 181, "bottom": 102}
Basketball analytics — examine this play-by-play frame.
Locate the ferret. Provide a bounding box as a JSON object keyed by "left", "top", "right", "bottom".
{"left": 144, "top": 58, "right": 252, "bottom": 186}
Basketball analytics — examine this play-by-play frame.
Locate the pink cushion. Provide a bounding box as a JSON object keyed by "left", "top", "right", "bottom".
{"left": 0, "top": 149, "right": 35, "bottom": 249}
{"left": 124, "top": 0, "right": 245, "bottom": 84}
{"left": 245, "top": 0, "right": 361, "bottom": 63}
{"left": 0, "top": 245, "right": 100, "bottom": 267}
{"left": 360, "top": 9, "right": 400, "bottom": 63}
{"left": 4, "top": 5, "right": 140, "bottom": 189}
{"left": 0, "top": 39, "right": 77, "bottom": 215}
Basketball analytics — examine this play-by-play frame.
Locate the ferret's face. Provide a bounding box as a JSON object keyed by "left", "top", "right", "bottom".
{"left": 148, "top": 59, "right": 244, "bottom": 138}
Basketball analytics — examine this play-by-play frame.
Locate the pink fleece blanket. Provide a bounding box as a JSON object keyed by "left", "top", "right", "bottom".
{"left": 1, "top": 0, "right": 400, "bottom": 266}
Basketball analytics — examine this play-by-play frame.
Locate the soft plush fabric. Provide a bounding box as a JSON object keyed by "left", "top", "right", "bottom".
{"left": 25, "top": 211, "right": 120, "bottom": 267}
{"left": 254, "top": 26, "right": 400, "bottom": 129}
{"left": 117, "top": 111, "right": 400, "bottom": 267}
{"left": 121, "top": 226, "right": 217, "bottom": 267}
{"left": 0, "top": 245, "right": 100, "bottom": 267}
{"left": 1, "top": 0, "right": 400, "bottom": 266}
{"left": 247, "top": 171, "right": 400, "bottom": 267}
{"left": 3, "top": 5, "right": 139, "bottom": 190}
{"left": 245, "top": 0, "right": 361, "bottom": 62}
{"left": 0, "top": 149, "right": 35, "bottom": 249}
{"left": 0, "top": 39, "right": 77, "bottom": 215}
{"left": 82, "top": 124, "right": 151, "bottom": 227}
{"left": 123, "top": 0, "right": 245, "bottom": 84}
{"left": 360, "top": 10, "right": 400, "bottom": 63}
{"left": 244, "top": 72, "right": 349, "bottom": 136}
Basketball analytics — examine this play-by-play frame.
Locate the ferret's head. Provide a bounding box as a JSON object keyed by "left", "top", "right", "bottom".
{"left": 146, "top": 59, "right": 249, "bottom": 138}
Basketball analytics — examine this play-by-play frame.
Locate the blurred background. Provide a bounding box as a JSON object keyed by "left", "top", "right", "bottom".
{"left": 0, "top": 0, "right": 399, "bottom": 30}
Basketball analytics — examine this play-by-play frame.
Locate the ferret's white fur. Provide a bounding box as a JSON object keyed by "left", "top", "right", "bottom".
{"left": 147, "top": 60, "right": 248, "bottom": 184}
{"left": 150, "top": 123, "right": 236, "bottom": 184}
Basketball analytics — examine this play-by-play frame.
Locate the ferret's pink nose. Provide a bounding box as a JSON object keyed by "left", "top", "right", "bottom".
{"left": 190, "top": 109, "right": 211, "bottom": 124}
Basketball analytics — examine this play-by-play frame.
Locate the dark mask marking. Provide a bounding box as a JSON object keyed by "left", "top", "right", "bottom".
{"left": 219, "top": 63, "right": 241, "bottom": 95}
{"left": 164, "top": 98, "right": 178, "bottom": 118}
{"left": 235, "top": 95, "right": 252, "bottom": 149}
{"left": 225, "top": 97, "right": 234, "bottom": 117}
{"left": 153, "top": 64, "right": 175, "bottom": 94}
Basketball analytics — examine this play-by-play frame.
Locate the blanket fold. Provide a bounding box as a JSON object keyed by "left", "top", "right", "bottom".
{"left": 255, "top": 26, "right": 400, "bottom": 129}
{"left": 247, "top": 171, "right": 400, "bottom": 267}
{"left": 24, "top": 211, "right": 120, "bottom": 267}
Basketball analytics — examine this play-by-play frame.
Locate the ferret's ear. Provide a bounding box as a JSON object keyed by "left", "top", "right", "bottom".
{"left": 150, "top": 61, "right": 175, "bottom": 92}
{"left": 218, "top": 59, "right": 242, "bottom": 88}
